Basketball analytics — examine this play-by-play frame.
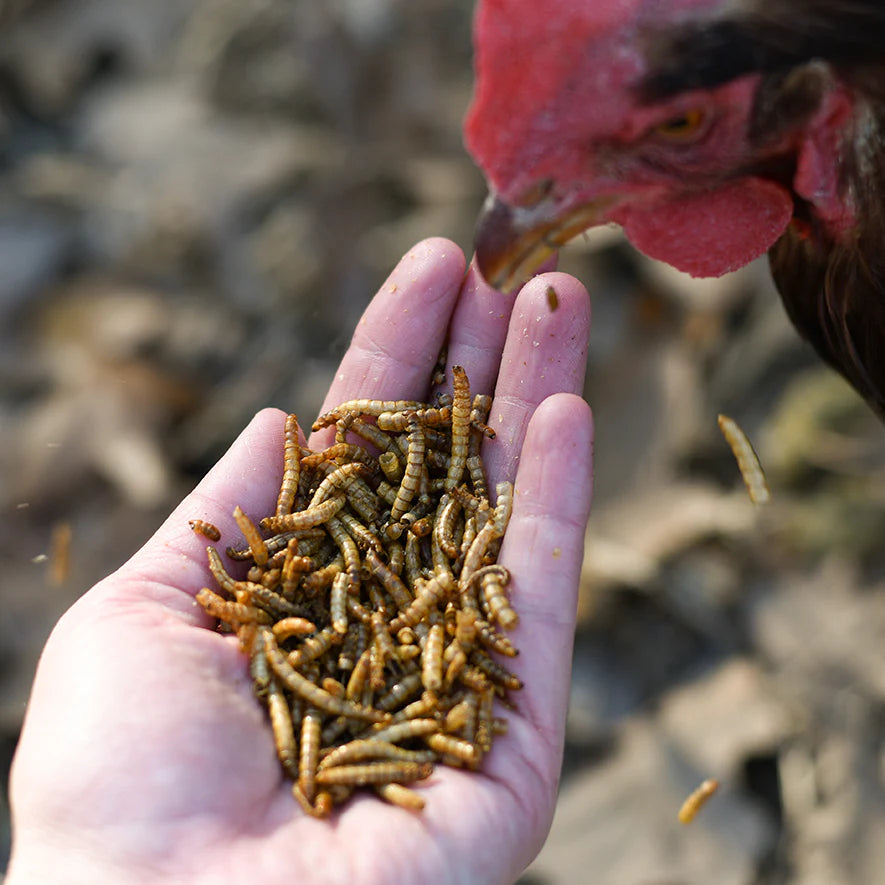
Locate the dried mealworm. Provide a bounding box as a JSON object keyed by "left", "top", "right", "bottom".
{"left": 425, "top": 733, "right": 480, "bottom": 766}
{"left": 375, "top": 782, "right": 425, "bottom": 811}
{"left": 336, "top": 510, "right": 383, "bottom": 552}
{"left": 346, "top": 648, "right": 373, "bottom": 702}
{"left": 276, "top": 413, "right": 301, "bottom": 517}
{"left": 346, "top": 417, "right": 401, "bottom": 455}
{"left": 263, "top": 631, "right": 388, "bottom": 722}
{"left": 196, "top": 588, "right": 272, "bottom": 626}
{"left": 471, "top": 650, "right": 523, "bottom": 690}
{"left": 301, "top": 555, "right": 344, "bottom": 593}
{"left": 477, "top": 564, "right": 519, "bottom": 630}
{"left": 300, "top": 442, "right": 374, "bottom": 469}
{"left": 717, "top": 414, "right": 770, "bottom": 505}
{"left": 379, "top": 451, "right": 404, "bottom": 482}
{"left": 206, "top": 546, "right": 238, "bottom": 595}
{"left": 421, "top": 623, "right": 444, "bottom": 693}
{"left": 446, "top": 365, "right": 471, "bottom": 491}
{"left": 273, "top": 617, "right": 318, "bottom": 641}
{"left": 189, "top": 519, "right": 221, "bottom": 542}
{"left": 315, "top": 761, "right": 434, "bottom": 788}
{"left": 309, "top": 462, "right": 371, "bottom": 506}
{"left": 368, "top": 718, "right": 440, "bottom": 744}
{"left": 298, "top": 707, "right": 323, "bottom": 802}
{"left": 233, "top": 505, "right": 268, "bottom": 567}
{"left": 313, "top": 399, "right": 426, "bottom": 429}
{"left": 330, "top": 571, "right": 349, "bottom": 635}
{"left": 390, "top": 413, "right": 425, "bottom": 524}
{"left": 292, "top": 782, "right": 332, "bottom": 819}
{"left": 678, "top": 778, "right": 720, "bottom": 824}
{"left": 325, "top": 516, "right": 361, "bottom": 594}
{"left": 376, "top": 406, "right": 452, "bottom": 432}
{"left": 267, "top": 676, "right": 299, "bottom": 778}
{"left": 433, "top": 494, "right": 461, "bottom": 559}
{"left": 319, "top": 739, "right": 435, "bottom": 770}
{"left": 260, "top": 494, "right": 346, "bottom": 533}
{"left": 466, "top": 455, "right": 488, "bottom": 501}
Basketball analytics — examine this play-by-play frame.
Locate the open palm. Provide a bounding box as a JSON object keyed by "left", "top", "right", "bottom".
{"left": 8, "top": 239, "right": 594, "bottom": 885}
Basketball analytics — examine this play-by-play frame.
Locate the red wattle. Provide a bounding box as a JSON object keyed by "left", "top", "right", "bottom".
{"left": 620, "top": 178, "right": 794, "bottom": 277}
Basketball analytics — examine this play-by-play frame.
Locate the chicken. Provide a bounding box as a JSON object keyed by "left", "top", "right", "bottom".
{"left": 464, "top": 0, "right": 885, "bottom": 416}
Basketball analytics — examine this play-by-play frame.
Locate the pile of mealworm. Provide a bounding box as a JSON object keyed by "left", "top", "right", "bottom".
{"left": 191, "top": 366, "right": 521, "bottom": 816}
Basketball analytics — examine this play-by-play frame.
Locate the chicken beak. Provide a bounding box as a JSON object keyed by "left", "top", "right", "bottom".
{"left": 473, "top": 193, "right": 610, "bottom": 292}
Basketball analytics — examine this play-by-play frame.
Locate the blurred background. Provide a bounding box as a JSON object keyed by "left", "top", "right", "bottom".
{"left": 1, "top": 1, "right": 884, "bottom": 881}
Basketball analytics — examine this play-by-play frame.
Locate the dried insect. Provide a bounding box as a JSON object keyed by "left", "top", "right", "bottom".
{"left": 313, "top": 399, "right": 426, "bottom": 429}
{"left": 388, "top": 572, "right": 455, "bottom": 633}
{"left": 717, "top": 414, "right": 770, "bottom": 505}
{"left": 267, "top": 676, "right": 299, "bottom": 778}
{"left": 375, "top": 782, "right": 425, "bottom": 811}
{"left": 299, "top": 707, "right": 323, "bottom": 802}
{"left": 272, "top": 617, "right": 318, "bottom": 641}
{"left": 261, "top": 494, "right": 347, "bottom": 534}
{"left": 421, "top": 623, "right": 445, "bottom": 694}
{"left": 233, "top": 505, "right": 268, "bottom": 567}
{"left": 196, "top": 587, "right": 272, "bottom": 627}
{"left": 477, "top": 564, "right": 519, "bottom": 630}
{"left": 390, "top": 413, "right": 425, "bottom": 524}
{"left": 425, "top": 733, "right": 480, "bottom": 766}
{"left": 319, "top": 738, "right": 434, "bottom": 769}
{"left": 678, "top": 778, "right": 720, "bottom": 824}
{"left": 545, "top": 284, "right": 559, "bottom": 311}
{"left": 330, "top": 571, "right": 349, "bottom": 635}
{"left": 276, "top": 414, "right": 301, "bottom": 518}
{"left": 315, "top": 761, "right": 433, "bottom": 787}
{"left": 377, "top": 406, "right": 452, "bottom": 432}
{"left": 189, "top": 519, "right": 221, "bottom": 542}
{"left": 446, "top": 365, "right": 471, "bottom": 491}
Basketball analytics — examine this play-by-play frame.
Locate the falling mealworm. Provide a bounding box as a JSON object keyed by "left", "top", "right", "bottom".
{"left": 717, "top": 414, "right": 771, "bottom": 505}
{"left": 193, "top": 367, "right": 523, "bottom": 816}
{"left": 678, "top": 778, "right": 720, "bottom": 824}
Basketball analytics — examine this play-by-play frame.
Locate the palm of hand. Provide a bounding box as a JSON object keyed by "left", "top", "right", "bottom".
{"left": 9, "top": 239, "right": 593, "bottom": 885}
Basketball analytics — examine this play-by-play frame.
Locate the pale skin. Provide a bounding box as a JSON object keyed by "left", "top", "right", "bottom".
{"left": 7, "top": 238, "right": 594, "bottom": 885}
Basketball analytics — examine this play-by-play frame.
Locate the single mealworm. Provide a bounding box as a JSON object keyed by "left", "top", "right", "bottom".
{"left": 233, "top": 506, "right": 268, "bottom": 567}
{"left": 313, "top": 399, "right": 426, "bottom": 429}
{"left": 276, "top": 413, "right": 301, "bottom": 517}
{"left": 375, "top": 782, "right": 425, "bottom": 811}
{"left": 315, "top": 761, "right": 433, "bottom": 787}
{"left": 330, "top": 571, "right": 348, "bottom": 634}
{"left": 421, "top": 623, "right": 444, "bottom": 693}
{"left": 717, "top": 414, "right": 770, "bottom": 505}
{"left": 425, "top": 733, "right": 479, "bottom": 766}
{"left": 390, "top": 413, "right": 425, "bottom": 524}
{"left": 196, "top": 587, "right": 272, "bottom": 626}
{"left": 318, "top": 739, "right": 435, "bottom": 770}
{"left": 260, "top": 494, "right": 346, "bottom": 533}
{"left": 446, "top": 365, "right": 471, "bottom": 491}
{"left": 267, "top": 675, "right": 299, "bottom": 778}
{"left": 298, "top": 707, "right": 323, "bottom": 802}
{"left": 678, "top": 778, "right": 720, "bottom": 824}
{"left": 189, "top": 519, "right": 221, "bottom": 542}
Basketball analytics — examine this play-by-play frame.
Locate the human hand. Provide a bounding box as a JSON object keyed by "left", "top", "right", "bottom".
{"left": 7, "top": 238, "right": 593, "bottom": 885}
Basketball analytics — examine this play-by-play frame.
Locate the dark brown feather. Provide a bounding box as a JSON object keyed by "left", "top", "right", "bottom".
{"left": 769, "top": 99, "right": 885, "bottom": 417}
{"left": 637, "top": 1, "right": 885, "bottom": 415}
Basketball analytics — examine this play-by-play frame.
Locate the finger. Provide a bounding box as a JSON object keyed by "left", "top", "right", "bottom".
{"left": 119, "top": 408, "right": 288, "bottom": 608}
{"left": 484, "top": 272, "right": 591, "bottom": 485}
{"left": 441, "top": 254, "right": 557, "bottom": 398}
{"left": 501, "top": 393, "right": 594, "bottom": 739}
{"left": 311, "top": 238, "right": 466, "bottom": 447}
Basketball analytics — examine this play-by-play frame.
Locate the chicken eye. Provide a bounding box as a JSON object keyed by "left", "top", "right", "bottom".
{"left": 652, "top": 109, "right": 706, "bottom": 141}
